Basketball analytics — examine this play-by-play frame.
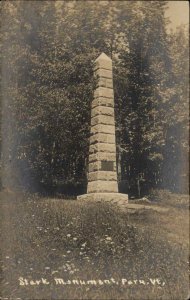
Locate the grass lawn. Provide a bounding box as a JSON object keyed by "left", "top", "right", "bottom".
{"left": 0, "top": 190, "right": 189, "bottom": 300}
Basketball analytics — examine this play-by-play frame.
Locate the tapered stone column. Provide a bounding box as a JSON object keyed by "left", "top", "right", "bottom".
{"left": 77, "top": 53, "right": 128, "bottom": 202}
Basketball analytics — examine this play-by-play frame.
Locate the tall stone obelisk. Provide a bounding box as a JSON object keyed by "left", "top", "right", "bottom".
{"left": 78, "top": 53, "right": 128, "bottom": 202}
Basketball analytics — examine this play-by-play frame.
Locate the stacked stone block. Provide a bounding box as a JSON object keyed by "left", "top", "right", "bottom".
{"left": 77, "top": 52, "right": 128, "bottom": 202}
{"left": 87, "top": 53, "right": 118, "bottom": 194}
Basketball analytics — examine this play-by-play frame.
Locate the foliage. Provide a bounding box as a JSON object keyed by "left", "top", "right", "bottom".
{"left": 1, "top": 1, "right": 189, "bottom": 195}
{"left": 149, "top": 188, "right": 189, "bottom": 209}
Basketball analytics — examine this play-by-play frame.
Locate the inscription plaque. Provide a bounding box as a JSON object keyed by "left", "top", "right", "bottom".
{"left": 101, "top": 160, "right": 114, "bottom": 171}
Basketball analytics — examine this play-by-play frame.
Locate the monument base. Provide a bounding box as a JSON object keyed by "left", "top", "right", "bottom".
{"left": 77, "top": 192, "right": 128, "bottom": 203}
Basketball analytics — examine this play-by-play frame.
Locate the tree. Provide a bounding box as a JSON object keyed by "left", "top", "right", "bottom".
{"left": 3, "top": 1, "right": 119, "bottom": 193}
{"left": 114, "top": 1, "right": 176, "bottom": 196}
{"left": 162, "top": 25, "right": 189, "bottom": 192}
{"left": 1, "top": 1, "right": 188, "bottom": 196}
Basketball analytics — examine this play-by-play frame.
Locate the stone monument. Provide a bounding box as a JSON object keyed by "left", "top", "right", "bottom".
{"left": 77, "top": 53, "right": 128, "bottom": 202}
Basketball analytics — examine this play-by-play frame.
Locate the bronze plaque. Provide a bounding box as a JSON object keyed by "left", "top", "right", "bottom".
{"left": 101, "top": 160, "right": 114, "bottom": 171}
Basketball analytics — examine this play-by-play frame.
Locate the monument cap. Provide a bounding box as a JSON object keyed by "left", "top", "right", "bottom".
{"left": 94, "top": 52, "right": 112, "bottom": 70}
{"left": 95, "top": 52, "right": 112, "bottom": 62}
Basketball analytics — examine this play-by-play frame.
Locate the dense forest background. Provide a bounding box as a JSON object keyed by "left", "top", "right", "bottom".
{"left": 1, "top": 1, "right": 189, "bottom": 197}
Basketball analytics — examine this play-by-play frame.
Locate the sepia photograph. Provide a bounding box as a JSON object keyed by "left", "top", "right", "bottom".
{"left": 0, "top": 1, "right": 189, "bottom": 299}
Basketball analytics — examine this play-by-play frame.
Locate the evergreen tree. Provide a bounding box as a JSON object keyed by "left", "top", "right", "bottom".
{"left": 114, "top": 1, "right": 173, "bottom": 196}
{"left": 162, "top": 25, "right": 189, "bottom": 192}
{"left": 1, "top": 1, "right": 188, "bottom": 196}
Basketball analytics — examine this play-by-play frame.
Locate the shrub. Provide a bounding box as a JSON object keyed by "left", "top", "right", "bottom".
{"left": 149, "top": 188, "right": 189, "bottom": 208}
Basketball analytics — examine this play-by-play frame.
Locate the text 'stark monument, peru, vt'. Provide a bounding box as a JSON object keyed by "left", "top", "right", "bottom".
{"left": 78, "top": 53, "right": 128, "bottom": 202}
